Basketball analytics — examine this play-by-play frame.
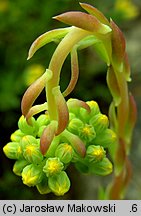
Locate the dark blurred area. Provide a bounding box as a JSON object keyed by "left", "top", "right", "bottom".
{"left": 0, "top": 0, "right": 141, "bottom": 199}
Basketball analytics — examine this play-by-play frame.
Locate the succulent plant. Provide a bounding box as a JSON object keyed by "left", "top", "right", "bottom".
{"left": 3, "top": 3, "right": 137, "bottom": 199}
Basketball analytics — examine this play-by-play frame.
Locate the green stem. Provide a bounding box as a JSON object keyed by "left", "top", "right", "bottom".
{"left": 46, "top": 27, "right": 91, "bottom": 120}
{"left": 113, "top": 65, "right": 129, "bottom": 139}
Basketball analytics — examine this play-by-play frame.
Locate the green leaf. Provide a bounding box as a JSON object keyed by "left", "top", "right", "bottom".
{"left": 52, "top": 86, "right": 69, "bottom": 135}
{"left": 48, "top": 171, "right": 70, "bottom": 196}
{"left": 88, "top": 158, "right": 113, "bottom": 176}
{"left": 27, "top": 27, "right": 72, "bottom": 59}
{"left": 107, "top": 66, "right": 121, "bottom": 106}
{"left": 21, "top": 69, "right": 52, "bottom": 117}
{"left": 63, "top": 47, "right": 79, "bottom": 97}
{"left": 54, "top": 12, "right": 111, "bottom": 35}
{"left": 93, "top": 41, "right": 110, "bottom": 65}
{"left": 80, "top": 3, "right": 110, "bottom": 25}
{"left": 40, "top": 120, "right": 57, "bottom": 155}
{"left": 110, "top": 19, "right": 126, "bottom": 64}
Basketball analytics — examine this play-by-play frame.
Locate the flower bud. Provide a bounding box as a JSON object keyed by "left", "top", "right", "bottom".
{"left": 48, "top": 171, "right": 70, "bottom": 196}
{"left": 88, "top": 158, "right": 113, "bottom": 176}
{"left": 67, "top": 98, "right": 90, "bottom": 117}
{"left": 86, "top": 145, "right": 106, "bottom": 162}
{"left": 20, "top": 135, "right": 43, "bottom": 164}
{"left": 10, "top": 129, "right": 24, "bottom": 142}
{"left": 18, "top": 115, "right": 38, "bottom": 136}
{"left": 69, "top": 112, "right": 76, "bottom": 121}
{"left": 23, "top": 143, "right": 43, "bottom": 164}
{"left": 3, "top": 142, "right": 23, "bottom": 159}
{"left": 36, "top": 114, "right": 50, "bottom": 127}
{"left": 22, "top": 164, "right": 43, "bottom": 187}
{"left": 68, "top": 118, "right": 84, "bottom": 135}
{"left": 79, "top": 124, "right": 96, "bottom": 142}
{"left": 37, "top": 125, "right": 46, "bottom": 137}
{"left": 89, "top": 114, "right": 109, "bottom": 134}
{"left": 43, "top": 157, "right": 64, "bottom": 177}
{"left": 55, "top": 143, "right": 74, "bottom": 164}
{"left": 13, "top": 160, "right": 29, "bottom": 176}
{"left": 79, "top": 100, "right": 100, "bottom": 122}
{"left": 94, "top": 129, "right": 117, "bottom": 148}
{"left": 36, "top": 176, "right": 51, "bottom": 194}
{"left": 21, "top": 135, "right": 38, "bottom": 149}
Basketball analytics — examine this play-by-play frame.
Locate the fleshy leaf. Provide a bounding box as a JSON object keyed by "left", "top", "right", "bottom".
{"left": 114, "top": 138, "right": 126, "bottom": 175}
{"left": 107, "top": 66, "right": 121, "bottom": 106}
{"left": 63, "top": 48, "right": 79, "bottom": 97}
{"left": 53, "top": 12, "right": 111, "bottom": 35}
{"left": 62, "top": 130, "right": 86, "bottom": 157}
{"left": 110, "top": 19, "right": 126, "bottom": 63}
{"left": 108, "top": 102, "right": 118, "bottom": 130}
{"left": 123, "top": 52, "right": 131, "bottom": 82}
{"left": 40, "top": 121, "right": 57, "bottom": 155}
{"left": 80, "top": 2, "right": 110, "bottom": 25}
{"left": 27, "top": 27, "right": 72, "bottom": 60}
{"left": 52, "top": 86, "right": 69, "bottom": 135}
{"left": 48, "top": 171, "right": 70, "bottom": 196}
{"left": 88, "top": 158, "right": 113, "bottom": 176}
{"left": 125, "top": 93, "right": 137, "bottom": 151}
{"left": 77, "top": 35, "right": 100, "bottom": 50}
{"left": 26, "top": 102, "right": 48, "bottom": 123}
{"left": 21, "top": 69, "right": 52, "bottom": 117}
{"left": 67, "top": 98, "right": 90, "bottom": 113}
{"left": 93, "top": 41, "right": 110, "bottom": 65}
{"left": 128, "top": 93, "right": 137, "bottom": 130}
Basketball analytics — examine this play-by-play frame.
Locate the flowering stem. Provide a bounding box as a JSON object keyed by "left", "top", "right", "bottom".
{"left": 46, "top": 27, "right": 91, "bottom": 120}
{"left": 114, "top": 68, "right": 129, "bottom": 138}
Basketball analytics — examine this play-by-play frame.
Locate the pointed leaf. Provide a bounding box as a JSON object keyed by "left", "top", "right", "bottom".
{"left": 63, "top": 48, "right": 79, "bottom": 97}
{"left": 27, "top": 27, "right": 71, "bottom": 59}
{"left": 52, "top": 86, "right": 69, "bottom": 135}
{"left": 107, "top": 66, "right": 121, "bottom": 106}
{"left": 110, "top": 19, "right": 126, "bottom": 63}
{"left": 93, "top": 41, "right": 110, "bottom": 65}
{"left": 53, "top": 12, "right": 111, "bottom": 35}
{"left": 67, "top": 98, "right": 90, "bottom": 113}
{"left": 108, "top": 102, "right": 118, "bottom": 130}
{"left": 80, "top": 2, "right": 110, "bottom": 25}
{"left": 128, "top": 93, "right": 137, "bottom": 130}
{"left": 62, "top": 130, "right": 86, "bottom": 157}
{"left": 77, "top": 35, "right": 100, "bottom": 50}
{"left": 115, "top": 138, "right": 126, "bottom": 175}
{"left": 26, "top": 102, "right": 48, "bottom": 123}
{"left": 21, "top": 69, "right": 52, "bottom": 117}
{"left": 125, "top": 93, "right": 137, "bottom": 150}
{"left": 123, "top": 52, "right": 131, "bottom": 81}
{"left": 40, "top": 121, "right": 57, "bottom": 155}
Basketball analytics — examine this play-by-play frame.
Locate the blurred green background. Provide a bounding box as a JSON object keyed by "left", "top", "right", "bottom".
{"left": 0, "top": 0, "right": 141, "bottom": 199}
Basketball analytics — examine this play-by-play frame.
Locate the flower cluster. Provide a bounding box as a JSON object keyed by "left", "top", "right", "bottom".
{"left": 3, "top": 99, "right": 116, "bottom": 196}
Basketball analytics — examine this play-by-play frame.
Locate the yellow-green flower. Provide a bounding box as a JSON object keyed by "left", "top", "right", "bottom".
{"left": 55, "top": 143, "right": 74, "bottom": 164}
{"left": 43, "top": 157, "right": 64, "bottom": 177}
{"left": 36, "top": 175, "right": 51, "bottom": 195}
{"left": 89, "top": 114, "right": 109, "bottom": 134}
{"left": 13, "top": 160, "right": 29, "bottom": 176}
{"left": 22, "top": 164, "right": 42, "bottom": 187}
{"left": 48, "top": 171, "right": 70, "bottom": 196}
{"left": 3, "top": 142, "right": 23, "bottom": 159}
{"left": 86, "top": 145, "right": 106, "bottom": 162}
